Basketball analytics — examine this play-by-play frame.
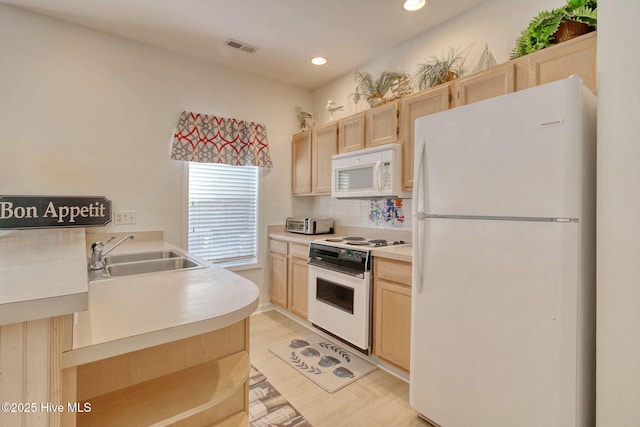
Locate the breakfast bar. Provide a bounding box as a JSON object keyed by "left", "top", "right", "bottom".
{"left": 0, "top": 228, "right": 260, "bottom": 427}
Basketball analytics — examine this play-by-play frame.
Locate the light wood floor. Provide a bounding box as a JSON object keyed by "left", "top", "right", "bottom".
{"left": 249, "top": 310, "right": 431, "bottom": 427}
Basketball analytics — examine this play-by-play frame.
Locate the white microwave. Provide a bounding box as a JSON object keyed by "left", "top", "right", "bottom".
{"left": 331, "top": 143, "right": 410, "bottom": 199}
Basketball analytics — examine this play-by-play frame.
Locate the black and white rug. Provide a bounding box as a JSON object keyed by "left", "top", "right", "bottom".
{"left": 269, "top": 333, "right": 377, "bottom": 393}
{"left": 249, "top": 365, "right": 312, "bottom": 427}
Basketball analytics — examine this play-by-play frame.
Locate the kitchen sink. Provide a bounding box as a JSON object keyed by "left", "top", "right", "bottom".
{"left": 89, "top": 250, "right": 207, "bottom": 281}
{"left": 103, "top": 250, "right": 181, "bottom": 265}
{"left": 106, "top": 257, "right": 202, "bottom": 277}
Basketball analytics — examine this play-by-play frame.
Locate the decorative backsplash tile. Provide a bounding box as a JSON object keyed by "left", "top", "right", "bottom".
{"left": 369, "top": 199, "right": 404, "bottom": 227}
{"left": 293, "top": 195, "right": 411, "bottom": 230}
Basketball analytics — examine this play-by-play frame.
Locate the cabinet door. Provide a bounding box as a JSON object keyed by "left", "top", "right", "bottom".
{"left": 288, "top": 256, "right": 309, "bottom": 319}
{"left": 374, "top": 278, "right": 412, "bottom": 371}
{"left": 338, "top": 113, "right": 365, "bottom": 153}
{"left": 366, "top": 101, "right": 399, "bottom": 147}
{"left": 312, "top": 122, "right": 338, "bottom": 194}
{"left": 292, "top": 131, "right": 312, "bottom": 195}
{"left": 528, "top": 32, "right": 596, "bottom": 94}
{"left": 269, "top": 251, "right": 288, "bottom": 308}
{"left": 455, "top": 62, "right": 515, "bottom": 107}
{"left": 400, "top": 85, "right": 450, "bottom": 191}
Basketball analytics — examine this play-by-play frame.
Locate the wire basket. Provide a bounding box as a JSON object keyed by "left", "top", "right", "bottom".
{"left": 553, "top": 20, "right": 594, "bottom": 43}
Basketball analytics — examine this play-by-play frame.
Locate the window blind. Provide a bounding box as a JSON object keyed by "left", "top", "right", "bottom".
{"left": 188, "top": 162, "right": 258, "bottom": 264}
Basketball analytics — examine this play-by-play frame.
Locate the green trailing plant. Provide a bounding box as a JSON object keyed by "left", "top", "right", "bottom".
{"left": 350, "top": 71, "right": 412, "bottom": 107}
{"left": 415, "top": 47, "right": 467, "bottom": 90}
{"left": 511, "top": 0, "right": 597, "bottom": 59}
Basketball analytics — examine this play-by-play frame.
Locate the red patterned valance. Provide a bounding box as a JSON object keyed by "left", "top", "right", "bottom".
{"left": 171, "top": 111, "right": 273, "bottom": 168}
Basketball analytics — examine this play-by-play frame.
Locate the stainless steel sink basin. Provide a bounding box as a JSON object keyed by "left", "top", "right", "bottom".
{"left": 89, "top": 250, "right": 207, "bottom": 281}
{"left": 105, "top": 257, "right": 201, "bottom": 277}
{"left": 103, "top": 250, "right": 181, "bottom": 265}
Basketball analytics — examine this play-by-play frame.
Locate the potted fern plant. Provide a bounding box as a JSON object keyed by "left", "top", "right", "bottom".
{"left": 350, "top": 71, "right": 412, "bottom": 108}
{"left": 511, "top": 0, "right": 597, "bottom": 59}
{"left": 415, "top": 47, "right": 467, "bottom": 90}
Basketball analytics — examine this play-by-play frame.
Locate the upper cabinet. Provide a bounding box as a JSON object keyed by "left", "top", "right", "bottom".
{"left": 525, "top": 31, "right": 596, "bottom": 94}
{"left": 292, "top": 123, "right": 337, "bottom": 196}
{"left": 454, "top": 62, "right": 515, "bottom": 107}
{"left": 365, "top": 100, "right": 400, "bottom": 147}
{"left": 291, "top": 130, "right": 312, "bottom": 195}
{"left": 312, "top": 122, "right": 338, "bottom": 194}
{"left": 338, "top": 112, "right": 366, "bottom": 153}
{"left": 338, "top": 101, "right": 400, "bottom": 153}
{"left": 400, "top": 85, "right": 451, "bottom": 191}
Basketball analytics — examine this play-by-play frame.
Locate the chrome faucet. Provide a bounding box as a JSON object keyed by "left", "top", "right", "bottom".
{"left": 89, "top": 234, "right": 135, "bottom": 270}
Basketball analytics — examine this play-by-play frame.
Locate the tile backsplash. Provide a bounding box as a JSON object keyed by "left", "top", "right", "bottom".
{"left": 292, "top": 196, "right": 413, "bottom": 230}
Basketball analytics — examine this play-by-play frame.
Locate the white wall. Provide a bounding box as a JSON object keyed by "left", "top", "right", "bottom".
{"left": 0, "top": 5, "right": 312, "bottom": 303}
{"left": 597, "top": 2, "right": 640, "bottom": 426}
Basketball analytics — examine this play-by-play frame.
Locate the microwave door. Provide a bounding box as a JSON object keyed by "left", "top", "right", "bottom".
{"left": 333, "top": 161, "right": 381, "bottom": 198}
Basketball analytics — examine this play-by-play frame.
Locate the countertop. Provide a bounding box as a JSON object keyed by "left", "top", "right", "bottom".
{"left": 269, "top": 227, "right": 413, "bottom": 263}
{"left": 0, "top": 228, "right": 88, "bottom": 325}
{"left": 65, "top": 240, "right": 260, "bottom": 367}
{"left": 371, "top": 244, "right": 413, "bottom": 263}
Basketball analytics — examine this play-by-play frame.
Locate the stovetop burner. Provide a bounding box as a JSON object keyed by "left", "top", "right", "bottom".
{"left": 319, "top": 236, "right": 407, "bottom": 248}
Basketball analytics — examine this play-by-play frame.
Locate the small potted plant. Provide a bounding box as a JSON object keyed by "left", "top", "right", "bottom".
{"left": 350, "top": 71, "right": 412, "bottom": 108}
{"left": 511, "top": 0, "right": 597, "bottom": 59}
{"left": 415, "top": 47, "right": 467, "bottom": 90}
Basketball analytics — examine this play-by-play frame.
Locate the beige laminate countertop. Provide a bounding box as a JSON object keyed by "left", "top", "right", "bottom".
{"left": 268, "top": 230, "right": 328, "bottom": 244}
{"left": 371, "top": 244, "right": 413, "bottom": 263}
{"left": 269, "top": 228, "right": 413, "bottom": 263}
{"left": 65, "top": 240, "right": 260, "bottom": 367}
{"left": 0, "top": 228, "right": 88, "bottom": 325}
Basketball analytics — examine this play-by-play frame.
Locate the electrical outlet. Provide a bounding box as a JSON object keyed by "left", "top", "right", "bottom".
{"left": 114, "top": 210, "right": 137, "bottom": 224}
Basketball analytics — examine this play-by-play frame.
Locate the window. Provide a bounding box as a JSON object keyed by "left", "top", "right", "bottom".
{"left": 188, "top": 162, "right": 259, "bottom": 266}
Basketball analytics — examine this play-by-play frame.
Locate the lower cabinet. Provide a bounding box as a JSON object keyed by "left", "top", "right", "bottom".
{"left": 269, "top": 238, "right": 309, "bottom": 319}
{"left": 373, "top": 257, "right": 412, "bottom": 372}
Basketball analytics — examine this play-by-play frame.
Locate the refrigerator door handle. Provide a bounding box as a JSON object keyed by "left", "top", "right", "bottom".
{"left": 414, "top": 139, "right": 426, "bottom": 294}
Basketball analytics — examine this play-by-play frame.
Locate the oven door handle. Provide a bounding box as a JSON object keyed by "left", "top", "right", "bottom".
{"left": 307, "top": 262, "right": 365, "bottom": 279}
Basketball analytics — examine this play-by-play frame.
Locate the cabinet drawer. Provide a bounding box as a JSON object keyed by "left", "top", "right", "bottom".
{"left": 374, "top": 257, "right": 411, "bottom": 286}
{"left": 269, "top": 239, "right": 288, "bottom": 255}
{"left": 289, "top": 242, "right": 309, "bottom": 259}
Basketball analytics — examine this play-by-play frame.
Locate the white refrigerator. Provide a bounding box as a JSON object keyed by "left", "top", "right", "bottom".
{"left": 410, "top": 76, "right": 596, "bottom": 427}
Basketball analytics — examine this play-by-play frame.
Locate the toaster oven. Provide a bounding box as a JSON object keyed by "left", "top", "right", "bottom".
{"left": 286, "top": 217, "right": 334, "bottom": 235}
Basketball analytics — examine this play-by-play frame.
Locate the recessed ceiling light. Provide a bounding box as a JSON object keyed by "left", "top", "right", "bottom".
{"left": 404, "top": 0, "right": 426, "bottom": 11}
{"left": 311, "top": 56, "right": 327, "bottom": 66}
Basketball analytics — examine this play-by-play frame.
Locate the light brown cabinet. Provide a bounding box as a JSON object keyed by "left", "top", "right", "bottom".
{"left": 526, "top": 31, "right": 596, "bottom": 94}
{"left": 292, "top": 125, "right": 337, "bottom": 196}
{"left": 312, "top": 122, "right": 338, "bottom": 194}
{"left": 291, "top": 131, "right": 312, "bottom": 195}
{"left": 338, "top": 112, "right": 366, "bottom": 153}
{"left": 454, "top": 62, "right": 515, "bottom": 107}
{"left": 373, "top": 257, "right": 412, "bottom": 372}
{"left": 269, "top": 238, "right": 309, "bottom": 319}
{"left": 400, "top": 85, "right": 451, "bottom": 190}
{"left": 366, "top": 100, "right": 400, "bottom": 147}
{"left": 338, "top": 102, "right": 401, "bottom": 154}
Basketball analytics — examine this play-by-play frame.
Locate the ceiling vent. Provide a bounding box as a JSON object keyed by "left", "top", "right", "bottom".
{"left": 225, "top": 39, "right": 258, "bottom": 54}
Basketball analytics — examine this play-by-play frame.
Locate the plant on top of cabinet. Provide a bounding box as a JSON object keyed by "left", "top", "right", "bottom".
{"left": 350, "top": 71, "right": 412, "bottom": 108}
{"left": 415, "top": 47, "right": 467, "bottom": 90}
{"left": 511, "top": 0, "right": 597, "bottom": 59}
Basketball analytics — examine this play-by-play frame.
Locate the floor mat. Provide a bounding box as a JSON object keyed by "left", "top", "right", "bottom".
{"left": 269, "top": 333, "right": 377, "bottom": 393}
{"left": 249, "top": 365, "right": 312, "bottom": 426}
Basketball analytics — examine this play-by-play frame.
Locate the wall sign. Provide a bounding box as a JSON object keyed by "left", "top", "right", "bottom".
{"left": 0, "top": 196, "right": 112, "bottom": 229}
